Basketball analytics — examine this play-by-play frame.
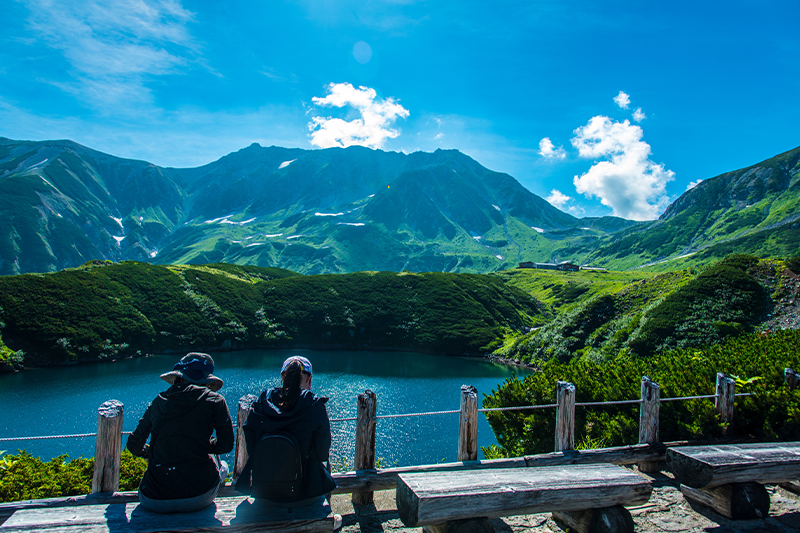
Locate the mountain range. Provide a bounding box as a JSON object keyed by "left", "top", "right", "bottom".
{"left": 1, "top": 137, "right": 798, "bottom": 276}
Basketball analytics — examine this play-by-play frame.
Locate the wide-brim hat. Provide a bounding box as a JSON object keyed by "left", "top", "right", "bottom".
{"left": 161, "top": 352, "right": 224, "bottom": 392}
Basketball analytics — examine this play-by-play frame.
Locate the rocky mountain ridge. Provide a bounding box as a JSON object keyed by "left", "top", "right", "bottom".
{"left": 0, "top": 137, "right": 798, "bottom": 275}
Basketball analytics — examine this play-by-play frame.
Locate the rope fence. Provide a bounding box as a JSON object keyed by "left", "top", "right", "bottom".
{"left": 0, "top": 392, "right": 757, "bottom": 443}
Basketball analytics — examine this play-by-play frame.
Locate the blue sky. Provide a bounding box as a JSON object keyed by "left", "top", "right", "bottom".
{"left": 1, "top": 0, "right": 798, "bottom": 220}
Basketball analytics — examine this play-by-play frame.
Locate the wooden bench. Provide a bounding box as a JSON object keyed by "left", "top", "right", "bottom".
{"left": 396, "top": 463, "right": 652, "bottom": 533}
{"left": 0, "top": 495, "right": 334, "bottom": 532}
{"left": 666, "top": 441, "right": 800, "bottom": 520}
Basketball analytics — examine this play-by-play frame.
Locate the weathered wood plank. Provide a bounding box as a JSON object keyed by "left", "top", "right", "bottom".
{"left": 552, "top": 506, "right": 634, "bottom": 533}
{"left": 0, "top": 442, "right": 674, "bottom": 518}
{"left": 0, "top": 496, "right": 333, "bottom": 532}
{"left": 1, "top": 440, "right": 757, "bottom": 518}
{"left": 352, "top": 390, "right": 377, "bottom": 505}
{"left": 638, "top": 376, "right": 660, "bottom": 473}
{"left": 457, "top": 385, "right": 478, "bottom": 462}
{"left": 715, "top": 373, "right": 735, "bottom": 436}
{"left": 666, "top": 441, "right": 800, "bottom": 488}
{"left": 92, "top": 400, "right": 124, "bottom": 494}
{"left": 555, "top": 381, "right": 575, "bottom": 452}
{"left": 680, "top": 483, "right": 770, "bottom": 520}
{"left": 396, "top": 464, "right": 652, "bottom": 527}
{"left": 233, "top": 394, "right": 257, "bottom": 480}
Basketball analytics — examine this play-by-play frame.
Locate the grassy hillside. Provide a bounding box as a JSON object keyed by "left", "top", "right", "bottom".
{"left": 0, "top": 261, "right": 545, "bottom": 369}
{"left": 490, "top": 254, "right": 788, "bottom": 363}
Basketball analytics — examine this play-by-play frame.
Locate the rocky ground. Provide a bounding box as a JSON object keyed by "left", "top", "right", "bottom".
{"left": 329, "top": 468, "right": 800, "bottom": 532}
{"left": 764, "top": 269, "right": 800, "bottom": 332}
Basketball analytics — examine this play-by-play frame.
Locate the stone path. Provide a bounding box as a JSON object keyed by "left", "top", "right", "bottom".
{"left": 329, "top": 468, "right": 800, "bottom": 532}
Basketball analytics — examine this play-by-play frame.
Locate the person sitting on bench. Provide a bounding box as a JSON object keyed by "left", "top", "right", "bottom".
{"left": 127, "top": 353, "right": 235, "bottom": 513}
{"left": 236, "top": 356, "right": 337, "bottom": 514}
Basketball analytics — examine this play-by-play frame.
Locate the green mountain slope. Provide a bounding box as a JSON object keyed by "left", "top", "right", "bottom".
{"left": 580, "top": 146, "right": 800, "bottom": 270}
{"left": 0, "top": 261, "right": 546, "bottom": 369}
{"left": 2, "top": 137, "right": 799, "bottom": 276}
{"left": 494, "top": 254, "right": 784, "bottom": 363}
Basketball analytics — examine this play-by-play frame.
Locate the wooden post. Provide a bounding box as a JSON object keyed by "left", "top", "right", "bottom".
{"left": 715, "top": 373, "right": 735, "bottom": 436}
{"left": 352, "top": 389, "right": 377, "bottom": 505}
{"left": 233, "top": 394, "right": 258, "bottom": 480}
{"left": 555, "top": 381, "right": 575, "bottom": 452}
{"left": 91, "top": 400, "right": 123, "bottom": 494}
{"left": 638, "top": 376, "right": 660, "bottom": 473}
{"left": 458, "top": 385, "right": 479, "bottom": 461}
{"left": 680, "top": 483, "right": 770, "bottom": 520}
{"left": 786, "top": 368, "right": 799, "bottom": 390}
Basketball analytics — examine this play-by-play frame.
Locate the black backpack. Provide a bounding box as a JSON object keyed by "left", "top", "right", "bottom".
{"left": 251, "top": 431, "right": 305, "bottom": 500}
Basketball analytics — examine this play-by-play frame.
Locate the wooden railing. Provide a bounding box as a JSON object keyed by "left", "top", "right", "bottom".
{"left": 2, "top": 368, "right": 797, "bottom": 505}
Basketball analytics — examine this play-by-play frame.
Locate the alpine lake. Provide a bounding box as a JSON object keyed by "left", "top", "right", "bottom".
{"left": 0, "top": 350, "right": 529, "bottom": 468}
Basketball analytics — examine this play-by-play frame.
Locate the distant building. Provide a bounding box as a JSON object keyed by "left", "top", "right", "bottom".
{"left": 517, "top": 261, "right": 535, "bottom": 269}
{"left": 557, "top": 261, "right": 579, "bottom": 272}
{"left": 535, "top": 263, "right": 558, "bottom": 270}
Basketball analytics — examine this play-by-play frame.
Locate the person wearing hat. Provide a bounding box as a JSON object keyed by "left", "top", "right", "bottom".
{"left": 236, "top": 355, "right": 337, "bottom": 519}
{"left": 127, "top": 352, "right": 234, "bottom": 513}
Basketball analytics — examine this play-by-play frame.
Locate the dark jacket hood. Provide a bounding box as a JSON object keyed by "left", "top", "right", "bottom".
{"left": 154, "top": 383, "right": 211, "bottom": 420}
{"left": 252, "top": 388, "right": 328, "bottom": 433}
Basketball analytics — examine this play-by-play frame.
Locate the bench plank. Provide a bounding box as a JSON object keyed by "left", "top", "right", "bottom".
{"left": 666, "top": 442, "right": 800, "bottom": 488}
{"left": 396, "top": 464, "right": 652, "bottom": 527}
{"left": 0, "top": 496, "right": 333, "bottom": 533}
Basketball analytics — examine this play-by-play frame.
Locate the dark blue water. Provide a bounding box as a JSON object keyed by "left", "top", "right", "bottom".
{"left": 0, "top": 350, "right": 527, "bottom": 468}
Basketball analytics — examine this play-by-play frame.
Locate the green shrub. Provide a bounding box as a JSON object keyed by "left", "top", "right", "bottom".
{"left": 628, "top": 256, "right": 768, "bottom": 355}
{"left": 483, "top": 330, "right": 800, "bottom": 457}
{"left": 0, "top": 450, "right": 147, "bottom": 503}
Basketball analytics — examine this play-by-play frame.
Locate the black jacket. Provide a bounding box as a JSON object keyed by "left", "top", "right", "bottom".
{"left": 236, "top": 388, "right": 336, "bottom": 499}
{"left": 127, "top": 383, "right": 234, "bottom": 500}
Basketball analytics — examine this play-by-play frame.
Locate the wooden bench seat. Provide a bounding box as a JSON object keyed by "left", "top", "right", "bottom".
{"left": 666, "top": 442, "right": 800, "bottom": 520}
{"left": 396, "top": 463, "right": 652, "bottom": 533}
{"left": 0, "top": 495, "right": 333, "bottom": 533}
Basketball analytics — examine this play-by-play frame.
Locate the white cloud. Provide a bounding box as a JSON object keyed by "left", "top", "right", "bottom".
{"left": 633, "top": 108, "right": 646, "bottom": 122}
{"left": 308, "top": 83, "right": 410, "bottom": 149}
{"left": 571, "top": 116, "right": 674, "bottom": 221}
{"left": 435, "top": 132, "right": 444, "bottom": 140}
{"left": 546, "top": 189, "right": 572, "bottom": 209}
{"left": 538, "top": 137, "right": 566, "bottom": 159}
{"left": 567, "top": 204, "right": 586, "bottom": 216}
{"left": 613, "top": 91, "right": 631, "bottom": 109}
{"left": 686, "top": 179, "right": 703, "bottom": 191}
{"left": 20, "top": 0, "right": 197, "bottom": 111}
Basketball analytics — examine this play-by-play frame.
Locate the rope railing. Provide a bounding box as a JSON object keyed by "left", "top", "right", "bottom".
{"left": 0, "top": 392, "right": 759, "bottom": 443}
